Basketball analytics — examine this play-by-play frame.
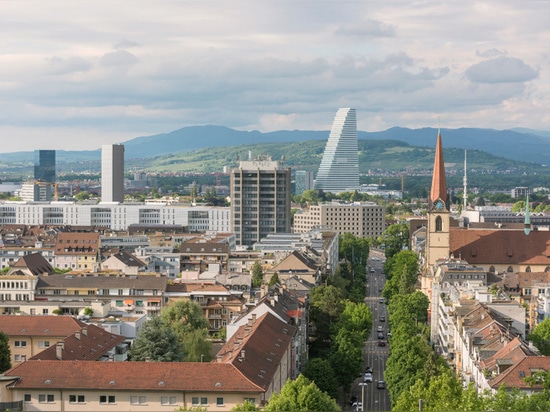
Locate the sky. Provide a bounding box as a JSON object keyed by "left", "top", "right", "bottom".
{"left": 1, "top": 1, "right": 549, "bottom": 153}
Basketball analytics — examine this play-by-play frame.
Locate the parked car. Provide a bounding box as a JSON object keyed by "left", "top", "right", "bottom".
{"left": 355, "top": 401, "right": 363, "bottom": 411}
{"left": 377, "top": 380, "right": 386, "bottom": 389}
{"left": 350, "top": 396, "right": 358, "bottom": 406}
{"left": 365, "top": 366, "right": 373, "bottom": 373}
{"left": 378, "top": 340, "right": 386, "bottom": 347}
{"left": 377, "top": 325, "right": 383, "bottom": 332}
{"left": 364, "top": 372, "right": 373, "bottom": 383}
{"left": 379, "top": 315, "right": 385, "bottom": 322}
{"left": 379, "top": 298, "right": 385, "bottom": 304}
{"left": 377, "top": 332, "right": 384, "bottom": 339}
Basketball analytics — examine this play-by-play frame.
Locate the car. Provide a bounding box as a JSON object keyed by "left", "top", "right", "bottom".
{"left": 370, "top": 268, "right": 375, "bottom": 273}
{"left": 350, "top": 395, "right": 358, "bottom": 406}
{"left": 355, "top": 401, "right": 363, "bottom": 411}
{"left": 378, "top": 340, "right": 386, "bottom": 347}
{"left": 365, "top": 366, "right": 373, "bottom": 373}
{"left": 377, "top": 325, "right": 383, "bottom": 332}
{"left": 377, "top": 332, "right": 384, "bottom": 340}
{"left": 379, "top": 298, "right": 385, "bottom": 304}
{"left": 378, "top": 287, "right": 383, "bottom": 292}
{"left": 387, "top": 331, "right": 392, "bottom": 338}
{"left": 379, "top": 315, "right": 385, "bottom": 322}
{"left": 377, "top": 380, "right": 386, "bottom": 389}
{"left": 364, "top": 372, "right": 373, "bottom": 383}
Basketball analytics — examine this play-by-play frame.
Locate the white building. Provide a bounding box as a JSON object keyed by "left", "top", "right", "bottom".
{"left": 101, "top": 144, "right": 125, "bottom": 203}
{"left": 0, "top": 202, "right": 230, "bottom": 232}
{"left": 313, "top": 108, "right": 359, "bottom": 193}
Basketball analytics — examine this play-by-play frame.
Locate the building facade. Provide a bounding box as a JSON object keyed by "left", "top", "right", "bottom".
{"left": 34, "top": 150, "right": 56, "bottom": 184}
{"left": 230, "top": 156, "right": 291, "bottom": 247}
{"left": 313, "top": 108, "right": 359, "bottom": 193}
{"left": 294, "top": 170, "right": 314, "bottom": 195}
{"left": 101, "top": 144, "right": 125, "bottom": 203}
{"left": 293, "top": 201, "right": 385, "bottom": 239}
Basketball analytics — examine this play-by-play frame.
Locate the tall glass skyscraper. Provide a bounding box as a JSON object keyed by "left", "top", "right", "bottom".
{"left": 34, "top": 150, "right": 56, "bottom": 183}
{"left": 314, "top": 108, "right": 359, "bottom": 193}
{"left": 101, "top": 144, "right": 125, "bottom": 203}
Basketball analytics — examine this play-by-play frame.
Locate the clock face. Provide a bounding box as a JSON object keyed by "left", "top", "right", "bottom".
{"left": 434, "top": 200, "right": 444, "bottom": 210}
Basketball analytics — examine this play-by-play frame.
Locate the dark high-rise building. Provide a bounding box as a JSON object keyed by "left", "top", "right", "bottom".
{"left": 34, "top": 150, "right": 56, "bottom": 183}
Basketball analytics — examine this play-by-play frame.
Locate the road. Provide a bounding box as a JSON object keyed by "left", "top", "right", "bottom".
{"left": 350, "top": 252, "right": 392, "bottom": 412}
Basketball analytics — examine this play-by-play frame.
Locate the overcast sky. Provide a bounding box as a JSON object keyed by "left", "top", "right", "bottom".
{"left": 1, "top": 1, "right": 549, "bottom": 152}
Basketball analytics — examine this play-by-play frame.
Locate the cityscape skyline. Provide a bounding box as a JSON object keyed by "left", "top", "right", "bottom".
{"left": 1, "top": 1, "right": 549, "bottom": 153}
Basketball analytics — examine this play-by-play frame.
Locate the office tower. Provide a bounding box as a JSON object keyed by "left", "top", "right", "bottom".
{"left": 34, "top": 150, "right": 56, "bottom": 183}
{"left": 294, "top": 170, "right": 314, "bottom": 195}
{"left": 101, "top": 144, "right": 125, "bottom": 203}
{"left": 230, "top": 155, "right": 291, "bottom": 247}
{"left": 313, "top": 108, "right": 359, "bottom": 193}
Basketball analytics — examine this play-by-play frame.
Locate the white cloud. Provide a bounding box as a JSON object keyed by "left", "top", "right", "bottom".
{"left": 0, "top": 0, "right": 549, "bottom": 153}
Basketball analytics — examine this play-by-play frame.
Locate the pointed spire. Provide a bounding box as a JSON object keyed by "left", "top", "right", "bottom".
{"left": 430, "top": 128, "right": 447, "bottom": 206}
{"left": 524, "top": 192, "right": 531, "bottom": 236}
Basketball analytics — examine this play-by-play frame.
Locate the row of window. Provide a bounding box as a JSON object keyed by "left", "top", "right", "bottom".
{"left": 24, "top": 393, "right": 241, "bottom": 406}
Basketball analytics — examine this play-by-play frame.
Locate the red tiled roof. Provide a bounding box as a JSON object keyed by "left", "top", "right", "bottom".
{"left": 0, "top": 315, "right": 85, "bottom": 337}
{"left": 490, "top": 356, "right": 550, "bottom": 389}
{"left": 450, "top": 228, "right": 550, "bottom": 265}
{"left": 4, "top": 360, "right": 263, "bottom": 393}
{"left": 29, "top": 324, "right": 126, "bottom": 361}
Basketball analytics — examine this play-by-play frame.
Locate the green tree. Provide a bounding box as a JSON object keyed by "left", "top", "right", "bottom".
{"left": 182, "top": 328, "right": 213, "bottom": 362}
{"left": 337, "top": 300, "right": 372, "bottom": 341}
{"left": 231, "top": 400, "right": 260, "bottom": 411}
{"left": 382, "top": 223, "right": 409, "bottom": 259}
{"left": 251, "top": 261, "right": 264, "bottom": 287}
{"left": 129, "top": 317, "right": 184, "bottom": 361}
{"left": 529, "top": 318, "right": 550, "bottom": 355}
{"left": 303, "top": 358, "right": 339, "bottom": 400}
{"left": 511, "top": 200, "right": 526, "bottom": 212}
{"left": 264, "top": 374, "right": 341, "bottom": 412}
{"left": 0, "top": 331, "right": 12, "bottom": 373}
{"left": 268, "top": 272, "right": 280, "bottom": 287}
{"left": 74, "top": 191, "right": 90, "bottom": 201}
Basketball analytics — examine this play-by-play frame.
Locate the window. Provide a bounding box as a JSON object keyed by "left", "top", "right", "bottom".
{"left": 24, "top": 394, "right": 31, "bottom": 403}
{"left": 43, "top": 309, "right": 49, "bottom": 315}
{"left": 39, "top": 394, "right": 54, "bottom": 403}
{"left": 192, "top": 397, "right": 208, "bottom": 406}
{"left": 161, "top": 396, "right": 177, "bottom": 405}
{"left": 244, "top": 398, "right": 256, "bottom": 405}
{"left": 69, "top": 395, "right": 85, "bottom": 403}
{"left": 130, "top": 396, "right": 146, "bottom": 405}
{"left": 435, "top": 216, "right": 442, "bottom": 232}
{"left": 217, "top": 397, "right": 224, "bottom": 406}
{"left": 38, "top": 341, "right": 50, "bottom": 348}
{"left": 100, "top": 395, "right": 116, "bottom": 404}
{"left": 14, "top": 340, "right": 27, "bottom": 347}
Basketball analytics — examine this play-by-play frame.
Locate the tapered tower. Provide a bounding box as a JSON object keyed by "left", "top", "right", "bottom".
{"left": 313, "top": 108, "right": 359, "bottom": 193}
{"left": 426, "top": 128, "right": 450, "bottom": 266}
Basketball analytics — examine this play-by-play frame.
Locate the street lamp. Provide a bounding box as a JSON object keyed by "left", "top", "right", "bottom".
{"left": 358, "top": 382, "right": 367, "bottom": 411}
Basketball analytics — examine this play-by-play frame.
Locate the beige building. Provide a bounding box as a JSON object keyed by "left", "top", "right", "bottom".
{"left": 293, "top": 201, "right": 385, "bottom": 238}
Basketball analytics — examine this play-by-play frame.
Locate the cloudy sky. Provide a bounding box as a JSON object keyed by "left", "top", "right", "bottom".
{"left": 1, "top": 1, "right": 549, "bottom": 152}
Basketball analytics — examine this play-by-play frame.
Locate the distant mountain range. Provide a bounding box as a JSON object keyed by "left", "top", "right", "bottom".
{"left": 0, "top": 126, "right": 549, "bottom": 174}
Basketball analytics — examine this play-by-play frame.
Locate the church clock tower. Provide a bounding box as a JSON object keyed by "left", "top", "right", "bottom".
{"left": 426, "top": 129, "right": 450, "bottom": 267}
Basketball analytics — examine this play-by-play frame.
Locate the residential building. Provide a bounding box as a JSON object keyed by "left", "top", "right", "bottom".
{"left": 101, "top": 251, "right": 147, "bottom": 275}
{"left": 512, "top": 186, "right": 529, "bottom": 199}
{"left": 54, "top": 231, "right": 100, "bottom": 271}
{"left": 265, "top": 250, "right": 322, "bottom": 286}
{"left": 0, "top": 315, "right": 87, "bottom": 364}
{"left": 34, "top": 150, "right": 56, "bottom": 184}
{"left": 293, "top": 201, "right": 385, "bottom": 239}
{"left": 101, "top": 144, "right": 125, "bottom": 203}
{"left": 230, "top": 156, "right": 291, "bottom": 247}
{"left": 313, "top": 108, "right": 359, "bottom": 193}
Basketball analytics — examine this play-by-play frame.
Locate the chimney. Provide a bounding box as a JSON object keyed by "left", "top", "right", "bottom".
{"left": 251, "top": 313, "right": 257, "bottom": 323}
{"left": 234, "top": 341, "right": 240, "bottom": 350}
{"left": 145, "top": 357, "right": 151, "bottom": 362}
{"left": 240, "top": 350, "right": 245, "bottom": 359}
{"left": 56, "top": 342, "right": 64, "bottom": 360}
{"left": 82, "top": 327, "right": 88, "bottom": 337}
{"left": 75, "top": 330, "right": 81, "bottom": 340}
{"left": 216, "top": 355, "right": 223, "bottom": 363}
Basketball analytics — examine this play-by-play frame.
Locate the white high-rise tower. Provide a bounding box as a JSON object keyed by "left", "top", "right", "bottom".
{"left": 314, "top": 108, "right": 359, "bottom": 193}
{"left": 101, "top": 144, "right": 125, "bottom": 203}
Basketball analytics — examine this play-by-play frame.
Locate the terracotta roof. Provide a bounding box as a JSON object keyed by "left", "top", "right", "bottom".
{"left": 216, "top": 312, "right": 296, "bottom": 390}
{"left": 450, "top": 228, "right": 550, "bottom": 265}
{"left": 0, "top": 315, "right": 85, "bottom": 337}
{"left": 3, "top": 360, "right": 263, "bottom": 393}
{"left": 490, "top": 356, "right": 550, "bottom": 390}
{"left": 166, "top": 282, "right": 231, "bottom": 294}
{"left": 29, "top": 324, "right": 126, "bottom": 361}
{"left": 55, "top": 232, "right": 100, "bottom": 255}
{"left": 429, "top": 130, "right": 447, "bottom": 205}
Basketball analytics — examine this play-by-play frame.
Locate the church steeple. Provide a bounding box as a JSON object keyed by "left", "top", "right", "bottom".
{"left": 430, "top": 128, "right": 447, "bottom": 208}
{"left": 524, "top": 192, "right": 531, "bottom": 236}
